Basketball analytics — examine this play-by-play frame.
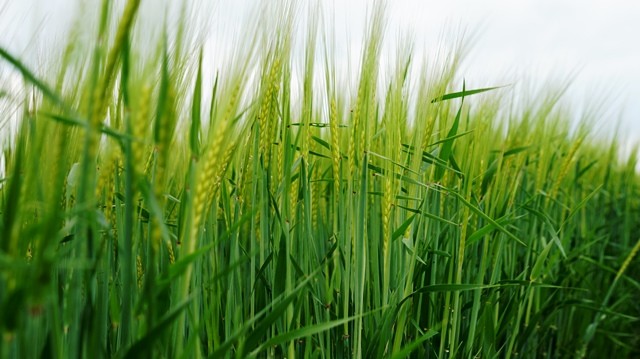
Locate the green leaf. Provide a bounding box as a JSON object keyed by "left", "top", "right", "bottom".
{"left": 401, "top": 237, "right": 427, "bottom": 265}
{"left": 311, "top": 135, "right": 331, "bottom": 151}
{"left": 522, "top": 205, "right": 566, "bottom": 257}
{"left": 190, "top": 48, "right": 204, "bottom": 156}
{"left": 242, "top": 292, "right": 298, "bottom": 355}
{"left": 274, "top": 234, "right": 288, "bottom": 295}
{"left": 252, "top": 253, "right": 274, "bottom": 294}
{"left": 426, "top": 130, "right": 474, "bottom": 147}
{"left": 123, "top": 298, "right": 192, "bottom": 359}
{"left": 396, "top": 204, "right": 459, "bottom": 227}
{"left": 250, "top": 309, "right": 382, "bottom": 357}
{"left": 559, "top": 184, "right": 602, "bottom": 231}
{"left": 430, "top": 84, "right": 507, "bottom": 103}
{"left": 481, "top": 158, "right": 499, "bottom": 194}
{"left": 0, "top": 47, "right": 70, "bottom": 111}
{"left": 576, "top": 159, "right": 598, "bottom": 180}
{"left": 392, "top": 214, "right": 416, "bottom": 241}
{"left": 390, "top": 329, "right": 438, "bottom": 359}
{"left": 434, "top": 81, "right": 464, "bottom": 181}
{"left": 447, "top": 189, "right": 526, "bottom": 247}
{"left": 503, "top": 145, "right": 530, "bottom": 157}
{"left": 40, "top": 112, "right": 133, "bottom": 142}
{"left": 154, "top": 35, "right": 170, "bottom": 144}
{"left": 466, "top": 213, "right": 523, "bottom": 246}
{"left": 530, "top": 240, "right": 554, "bottom": 281}
{"left": 368, "top": 150, "right": 421, "bottom": 176}
{"left": 400, "top": 283, "right": 498, "bottom": 306}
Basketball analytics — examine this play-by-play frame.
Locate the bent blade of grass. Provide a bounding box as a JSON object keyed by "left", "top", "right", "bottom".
{"left": 39, "top": 112, "right": 134, "bottom": 143}
{"left": 502, "top": 145, "right": 530, "bottom": 157}
{"left": 521, "top": 205, "right": 566, "bottom": 258}
{"left": 466, "top": 213, "right": 526, "bottom": 246}
{"left": 123, "top": 297, "right": 193, "bottom": 359}
{"left": 434, "top": 91, "right": 463, "bottom": 182}
{"left": 424, "top": 130, "right": 475, "bottom": 147}
{"left": 0, "top": 47, "right": 70, "bottom": 112}
{"left": 367, "top": 150, "right": 421, "bottom": 176}
{"left": 249, "top": 308, "right": 385, "bottom": 358}
{"left": 430, "top": 84, "right": 508, "bottom": 103}
{"left": 396, "top": 204, "right": 459, "bottom": 227}
{"left": 391, "top": 213, "right": 416, "bottom": 242}
{"left": 530, "top": 240, "right": 554, "bottom": 282}
{"left": 189, "top": 47, "right": 204, "bottom": 157}
{"left": 445, "top": 188, "right": 527, "bottom": 247}
{"left": 389, "top": 329, "right": 438, "bottom": 359}
{"left": 559, "top": 183, "right": 602, "bottom": 231}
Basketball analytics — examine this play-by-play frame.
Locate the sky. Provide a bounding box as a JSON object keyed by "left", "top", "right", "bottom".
{"left": 1, "top": 0, "right": 639, "bottom": 152}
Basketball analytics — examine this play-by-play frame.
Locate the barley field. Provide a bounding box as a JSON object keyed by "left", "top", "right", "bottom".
{"left": 0, "top": 1, "right": 639, "bottom": 358}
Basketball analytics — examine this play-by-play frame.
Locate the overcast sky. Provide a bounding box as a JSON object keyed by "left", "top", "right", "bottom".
{"left": 2, "top": 0, "right": 639, "bottom": 150}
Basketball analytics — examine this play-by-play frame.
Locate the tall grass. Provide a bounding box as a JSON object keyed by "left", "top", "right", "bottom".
{"left": 1, "top": 1, "right": 639, "bottom": 358}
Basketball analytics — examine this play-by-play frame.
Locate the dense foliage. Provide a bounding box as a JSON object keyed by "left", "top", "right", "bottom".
{"left": 1, "top": 1, "right": 639, "bottom": 358}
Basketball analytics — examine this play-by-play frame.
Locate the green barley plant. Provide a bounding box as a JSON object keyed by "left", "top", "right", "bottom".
{"left": 1, "top": 0, "right": 639, "bottom": 358}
